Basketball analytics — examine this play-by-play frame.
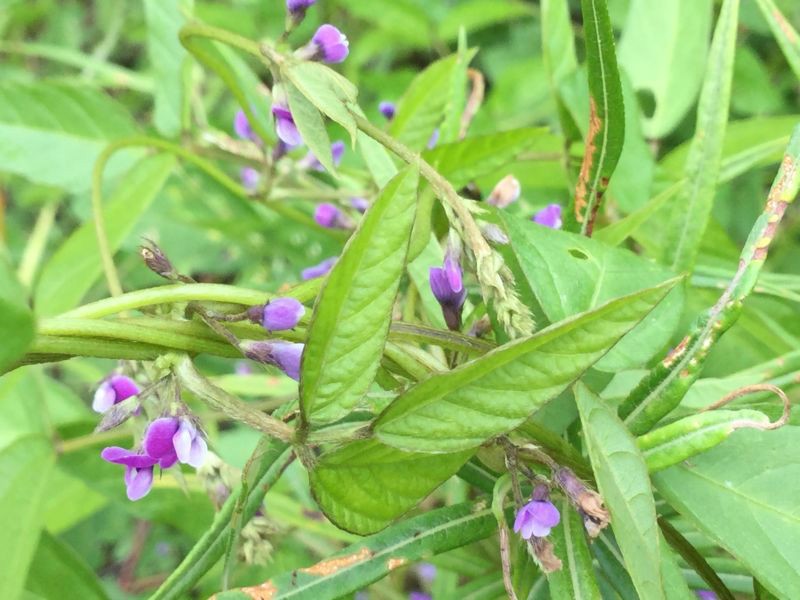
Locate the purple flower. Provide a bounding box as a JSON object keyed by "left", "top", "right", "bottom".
{"left": 309, "top": 24, "right": 349, "bottom": 63}
{"left": 242, "top": 341, "right": 305, "bottom": 381}
{"left": 287, "top": 0, "right": 315, "bottom": 16}
{"left": 172, "top": 418, "right": 208, "bottom": 468}
{"left": 513, "top": 499, "right": 561, "bottom": 540}
{"left": 314, "top": 203, "right": 352, "bottom": 229}
{"left": 409, "top": 594, "right": 431, "bottom": 600}
{"left": 429, "top": 253, "right": 466, "bottom": 331}
{"left": 416, "top": 563, "right": 436, "bottom": 582}
{"left": 487, "top": 175, "right": 520, "bottom": 209}
{"left": 532, "top": 204, "right": 563, "bottom": 229}
{"left": 240, "top": 167, "right": 260, "bottom": 191}
{"left": 101, "top": 447, "right": 157, "bottom": 501}
{"left": 696, "top": 592, "right": 717, "bottom": 600}
{"left": 379, "top": 101, "right": 396, "bottom": 120}
{"left": 350, "top": 197, "right": 369, "bottom": 213}
{"left": 93, "top": 375, "right": 140, "bottom": 413}
{"left": 142, "top": 417, "right": 181, "bottom": 468}
{"left": 272, "top": 104, "right": 302, "bottom": 147}
{"left": 234, "top": 110, "right": 256, "bottom": 141}
{"left": 427, "top": 128, "right": 440, "bottom": 150}
{"left": 301, "top": 256, "right": 337, "bottom": 280}
{"left": 300, "top": 141, "right": 345, "bottom": 172}
{"left": 258, "top": 297, "right": 306, "bottom": 331}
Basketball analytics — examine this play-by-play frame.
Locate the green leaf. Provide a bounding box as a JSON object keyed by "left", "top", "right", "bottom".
{"left": 661, "top": 0, "right": 740, "bottom": 273}
{"left": 374, "top": 279, "right": 678, "bottom": 453}
{"left": 423, "top": 127, "right": 558, "bottom": 189}
{"left": 286, "top": 82, "right": 335, "bottom": 175}
{"left": 0, "top": 369, "right": 56, "bottom": 600}
{"left": 144, "top": 0, "right": 192, "bottom": 137}
{"left": 503, "top": 214, "right": 684, "bottom": 371}
{"left": 569, "top": 0, "right": 625, "bottom": 235}
{"left": 301, "top": 167, "right": 419, "bottom": 426}
{"left": 548, "top": 500, "right": 602, "bottom": 599}
{"left": 309, "top": 439, "right": 472, "bottom": 534}
{"left": 390, "top": 52, "right": 476, "bottom": 151}
{"left": 35, "top": 154, "right": 175, "bottom": 316}
{"left": 575, "top": 382, "right": 665, "bottom": 600}
{"left": 542, "top": 0, "right": 578, "bottom": 87}
{"left": 285, "top": 62, "right": 358, "bottom": 143}
{"left": 0, "top": 81, "right": 138, "bottom": 192}
{"left": 755, "top": 0, "right": 800, "bottom": 82}
{"left": 217, "top": 501, "right": 496, "bottom": 600}
{"left": 618, "top": 0, "right": 713, "bottom": 138}
{"left": 654, "top": 427, "right": 800, "bottom": 599}
{"left": 25, "top": 531, "right": 109, "bottom": 600}
{"left": 0, "top": 257, "right": 35, "bottom": 372}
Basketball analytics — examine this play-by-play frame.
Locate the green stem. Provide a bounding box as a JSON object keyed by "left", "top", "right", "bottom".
{"left": 179, "top": 20, "right": 262, "bottom": 59}
{"left": 23, "top": 336, "right": 164, "bottom": 363}
{"left": 17, "top": 202, "right": 58, "bottom": 287}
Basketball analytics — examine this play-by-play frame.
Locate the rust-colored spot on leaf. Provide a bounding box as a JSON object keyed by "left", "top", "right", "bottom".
{"left": 238, "top": 581, "right": 278, "bottom": 600}
{"left": 300, "top": 547, "right": 372, "bottom": 576}
{"left": 663, "top": 336, "right": 690, "bottom": 368}
{"left": 387, "top": 557, "right": 408, "bottom": 571}
{"left": 574, "top": 97, "right": 602, "bottom": 222}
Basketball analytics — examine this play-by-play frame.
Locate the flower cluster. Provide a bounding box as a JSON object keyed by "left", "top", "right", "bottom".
{"left": 101, "top": 416, "right": 207, "bottom": 501}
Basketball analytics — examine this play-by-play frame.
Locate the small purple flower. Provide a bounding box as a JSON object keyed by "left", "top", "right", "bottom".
{"left": 309, "top": 24, "right": 349, "bottom": 64}
{"left": 427, "top": 128, "right": 440, "bottom": 150}
{"left": 234, "top": 110, "right": 256, "bottom": 141}
{"left": 301, "top": 256, "right": 337, "bottom": 280}
{"left": 409, "top": 594, "right": 431, "bottom": 600}
{"left": 350, "top": 197, "right": 369, "bottom": 213}
{"left": 287, "top": 0, "right": 315, "bottom": 16}
{"left": 142, "top": 417, "right": 181, "bottom": 469}
{"left": 242, "top": 341, "right": 305, "bottom": 381}
{"left": 429, "top": 253, "right": 466, "bottom": 331}
{"left": 101, "top": 447, "right": 158, "bottom": 501}
{"left": 532, "top": 204, "right": 563, "bottom": 229}
{"left": 93, "top": 375, "right": 140, "bottom": 413}
{"left": 379, "top": 101, "right": 396, "bottom": 121}
{"left": 513, "top": 499, "right": 561, "bottom": 540}
{"left": 416, "top": 563, "right": 437, "bottom": 582}
{"left": 272, "top": 104, "right": 302, "bottom": 147}
{"left": 240, "top": 167, "right": 260, "bottom": 191}
{"left": 314, "top": 203, "right": 353, "bottom": 229}
{"left": 259, "top": 297, "right": 306, "bottom": 331}
{"left": 696, "top": 592, "right": 717, "bottom": 600}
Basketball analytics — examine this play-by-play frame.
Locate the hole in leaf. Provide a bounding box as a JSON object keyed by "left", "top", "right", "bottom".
{"left": 636, "top": 88, "right": 656, "bottom": 119}
{"left": 568, "top": 248, "right": 589, "bottom": 260}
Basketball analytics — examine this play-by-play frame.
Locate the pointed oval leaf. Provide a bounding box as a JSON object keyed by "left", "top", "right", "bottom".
{"left": 374, "top": 279, "right": 678, "bottom": 453}
{"left": 301, "top": 166, "right": 419, "bottom": 426}
{"left": 575, "top": 382, "right": 665, "bottom": 600}
{"left": 285, "top": 82, "right": 335, "bottom": 174}
{"left": 309, "top": 439, "right": 472, "bottom": 534}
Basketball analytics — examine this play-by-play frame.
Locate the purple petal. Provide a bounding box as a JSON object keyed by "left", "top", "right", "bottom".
{"left": 240, "top": 167, "right": 260, "bottom": 191}
{"left": 101, "top": 447, "right": 158, "bottom": 469}
{"left": 379, "top": 101, "right": 396, "bottom": 120}
{"left": 409, "top": 593, "right": 431, "bottom": 600}
{"left": 125, "top": 466, "right": 154, "bottom": 501}
{"left": 262, "top": 297, "right": 305, "bottom": 331}
{"left": 272, "top": 105, "right": 303, "bottom": 146}
{"left": 172, "top": 419, "right": 195, "bottom": 464}
{"left": 528, "top": 500, "right": 561, "bottom": 528}
{"left": 513, "top": 505, "right": 529, "bottom": 534}
{"left": 271, "top": 342, "right": 304, "bottom": 381}
{"left": 92, "top": 381, "right": 116, "bottom": 413}
{"left": 143, "top": 417, "right": 181, "bottom": 461}
{"left": 350, "top": 197, "right": 369, "bottom": 213}
{"left": 188, "top": 436, "right": 208, "bottom": 468}
{"left": 314, "top": 203, "right": 341, "bottom": 228}
{"left": 287, "top": 0, "right": 315, "bottom": 15}
{"left": 429, "top": 267, "right": 451, "bottom": 303}
{"left": 302, "top": 257, "right": 337, "bottom": 280}
{"left": 416, "top": 562, "right": 437, "bottom": 582}
{"left": 532, "top": 204, "right": 563, "bottom": 229}
{"left": 696, "top": 592, "right": 718, "bottom": 600}
{"left": 427, "top": 128, "right": 440, "bottom": 149}
{"left": 311, "top": 24, "right": 349, "bottom": 63}
{"left": 443, "top": 256, "right": 463, "bottom": 293}
{"left": 109, "top": 375, "right": 139, "bottom": 402}
{"left": 331, "top": 140, "right": 345, "bottom": 166}
{"left": 234, "top": 110, "right": 254, "bottom": 140}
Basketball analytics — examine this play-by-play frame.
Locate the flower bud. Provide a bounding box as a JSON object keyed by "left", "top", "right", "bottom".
{"left": 379, "top": 101, "right": 396, "bottom": 121}
{"left": 297, "top": 24, "right": 349, "bottom": 64}
{"left": 286, "top": 0, "right": 315, "bottom": 17}
{"left": 532, "top": 203, "right": 563, "bottom": 229}
{"left": 301, "top": 256, "right": 337, "bottom": 280}
{"left": 248, "top": 297, "right": 305, "bottom": 331}
{"left": 93, "top": 374, "right": 140, "bottom": 413}
{"left": 242, "top": 341, "right": 304, "bottom": 381}
{"left": 429, "top": 243, "right": 466, "bottom": 331}
{"left": 314, "top": 203, "right": 353, "bottom": 229}
{"left": 240, "top": 167, "right": 260, "bottom": 192}
{"left": 139, "top": 240, "right": 178, "bottom": 281}
{"left": 272, "top": 103, "right": 302, "bottom": 147}
{"left": 487, "top": 175, "right": 520, "bottom": 208}
{"left": 350, "top": 197, "right": 369, "bottom": 213}
{"left": 554, "top": 467, "right": 610, "bottom": 536}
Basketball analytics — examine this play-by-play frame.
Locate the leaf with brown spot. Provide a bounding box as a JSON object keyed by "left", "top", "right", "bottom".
{"left": 300, "top": 548, "right": 372, "bottom": 576}
{"left": 567, "top": 0, "right": 625, "bottom": 236}
{"left": 239, "top": 581, "right": 278, "bottom": 600}
{"left": 386, "top": 557, "right": 408, "bottom": 571}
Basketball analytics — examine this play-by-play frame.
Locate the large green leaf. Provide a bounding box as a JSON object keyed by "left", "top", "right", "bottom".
{"left": 25, "top": 531, "right": 109, "bottom": 600}
{"left": 0, "top": 369, "right": 55, "bottom": 599}
{"left": 503, "top": 214, "right": 683, "bottom": 371}
{"left": 548, "top": 500, "right": 602, "bottom": 599}
{"left": 35, "top": 153, "right": 175, "bottom": 316}
{"left": 144, "top": 0, "right": 192, "bottom": 137}
{"left": 217, "top": 501, "right": 496, "bottom": 600}
{"left": 309, "top": 439, "right": 472, "bottom": 534}
{"left": 0, "top": 257, "right": 35, "bottom": 372}
{"left": 374, "top": 279, "right": 677, "bottom": 453}
{"left": 575, "top": 382, "right": 665, "bottom": 600}
{"left": 661, "top": 0, "right": 739, "bottom": 273}
{"left": 618, "top": 0, "right": 713, "bottom": 138}
{"left": 0, "top": 82, "right": 138, "bottom": 191}
{"left": 654, "top": 427, "right": 800, "bottom": 599}
{"left": 569, "top": 0, "right": 625, "bottom": 234}
{"left": 300, "top": 167, "right": 419, "bottom": 426}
